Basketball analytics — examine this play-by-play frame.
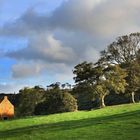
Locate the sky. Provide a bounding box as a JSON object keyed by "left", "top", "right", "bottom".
{"left": 0, "top": 0, "right": 140, "bottom": 93}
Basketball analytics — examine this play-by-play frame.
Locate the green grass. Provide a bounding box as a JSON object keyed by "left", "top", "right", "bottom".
{"left": 0, "top": 103, "right": 140, "bottom": 140}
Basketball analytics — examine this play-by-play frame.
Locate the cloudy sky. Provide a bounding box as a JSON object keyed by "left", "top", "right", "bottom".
{"left": 0, "top": 0, "right": 140, "bottom": 93}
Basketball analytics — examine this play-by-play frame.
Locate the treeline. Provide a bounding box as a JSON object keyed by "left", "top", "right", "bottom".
{"left": 73, "top": 33, "right": 140, "bottom": 108}
{"left": 0, "top": 84, "right": 78, "bottom": 117}
{"left": 1, "top": 32, "right": 140, "bottom": 117}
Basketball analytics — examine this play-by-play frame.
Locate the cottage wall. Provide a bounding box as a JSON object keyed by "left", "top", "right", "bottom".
{"left": 0, "top": 96, "right": 14, "bottom": 119}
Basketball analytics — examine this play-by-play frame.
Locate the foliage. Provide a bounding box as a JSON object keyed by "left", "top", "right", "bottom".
{"left": 73, "top": 83, "right": 95, "bottom": 110}
{"left": 98, "top": 33, "right": 140, "bottom": 103}
{"left": 73, "top": 61, "right": 127, "bottom": 108}
{"left": 34, "top": 89, "right": 77, "bottom": 115}
{"left": 98, "top": 33, "right": 140, "bottom": 65}
{"left": 73, "top": 61, "right": 95, "bottom": 84}
{"left": 16, "top": 86, "right": 45, "bottom": 116}
{"left": 94, "top": 65, "right": 127, "bottom": 107}
{"left": 125, "top": 61, "right": 140, "bottom": 102}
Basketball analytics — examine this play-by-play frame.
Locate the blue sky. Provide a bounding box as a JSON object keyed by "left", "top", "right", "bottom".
{"left": 0, "top": 0, "right": 140, "bottom": 93}
{"left": 0, "top": 0, "right": 66, "bottom": 92}
{"left": 0, "top": 0, "right": 65, "bottom": 24}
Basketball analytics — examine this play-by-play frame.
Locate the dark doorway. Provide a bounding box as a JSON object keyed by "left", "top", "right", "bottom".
{"left": 3, "top": 117, "right": 8, "bottom": 120}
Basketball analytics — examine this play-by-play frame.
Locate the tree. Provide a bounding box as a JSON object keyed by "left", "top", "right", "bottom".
{"left": 98, "top": 33, "right": 140, "bottom": 103}
{"left": 73, "top": 82, "right": 95, "bottom": 110}
{"left": 17, "top": 86, "right": 45, "bottom": 116}
{"left": 125, "top": 61, "right": 140, "bottom": 103}
{"left": 73, "top": 62, "right": 127, "bottom": 108}
{"left": 73, "top": 62, "right": 98, "bottom": 108}
{"left": 93, "top": 65, "right": 127, "bottom": 108}
{"left": 98, "top": 33, "right": 140, "bottom": 65}
{"left": 73, "top": 61, "right": 95, "bottom": 84}
{"left": 47, "top": 82, "right": 61, "bottom": 90}
{"left": 61, "top": 83, "right": 72, "bottom": 91}
{"left": 34, "top": 89, "right": 77, "bottom": 115}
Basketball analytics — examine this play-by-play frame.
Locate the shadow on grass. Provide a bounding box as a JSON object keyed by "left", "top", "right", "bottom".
{"left": 0, "top": 110, "right": 140, "bottom": 139}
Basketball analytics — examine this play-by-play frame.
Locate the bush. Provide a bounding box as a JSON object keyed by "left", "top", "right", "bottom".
{"left": 16, "top": 87, "right": 45, "bottom": 117}
{"left": 34, "top": 89, "right": 77, "bottom": 115}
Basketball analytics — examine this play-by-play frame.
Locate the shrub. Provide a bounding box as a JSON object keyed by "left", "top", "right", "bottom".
{"left": 34, "top": 89, "right": 77, "bottom": 115}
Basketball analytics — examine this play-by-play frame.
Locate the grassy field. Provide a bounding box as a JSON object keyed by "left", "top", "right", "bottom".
{"left": 0, "top": 103, "right": 140, "bottom": 140}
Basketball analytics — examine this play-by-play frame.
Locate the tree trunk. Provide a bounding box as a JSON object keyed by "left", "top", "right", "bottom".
{"left": 131, "top": 92, "right": 135, "bottom": 103}
{"left": 100, "top": 95, "right": 106, "bottom": 108}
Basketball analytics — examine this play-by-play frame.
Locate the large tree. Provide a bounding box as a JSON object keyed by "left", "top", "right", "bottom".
{"left": 98, "top": 33, "right": 140, "bottom": 65}
{"left": 73, "top": 62, "right": 127, "bottom": 108}
{"left": 93, "top": 65, "right": 127, "bottom": 108}
{"left": 98, "top": 33, "right": 140, "bottom": 103}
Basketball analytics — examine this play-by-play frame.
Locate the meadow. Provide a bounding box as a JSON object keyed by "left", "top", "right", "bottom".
{"left": 0, "top": 103, "right": 140, "bottom": 140}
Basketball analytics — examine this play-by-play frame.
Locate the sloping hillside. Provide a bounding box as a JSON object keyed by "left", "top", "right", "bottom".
{"left": 0, "top": 103, "right": 140, "bottom": 140}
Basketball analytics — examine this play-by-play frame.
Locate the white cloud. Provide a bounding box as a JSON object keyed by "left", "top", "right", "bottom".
{"left": 6, "top": 33, "right": 77, "bottom": 64}
{"left": 1, "top": 0, "right": 140, "bottom": 82}
{"left": 12, "top": 62, "right": 44, "bottom": 78}
{"left": 10, "top": 51, "right": 74, "bottom": 78}
{"left": 1, "top": 0, "right": 140, "bottom": 37}
{"left": 0, "top": 82, "right": 23, "bottom": 93}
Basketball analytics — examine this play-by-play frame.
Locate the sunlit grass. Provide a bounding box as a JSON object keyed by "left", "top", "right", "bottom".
{"left": 0, "top": 103, "right": 140, "bottom": 140}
